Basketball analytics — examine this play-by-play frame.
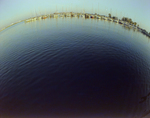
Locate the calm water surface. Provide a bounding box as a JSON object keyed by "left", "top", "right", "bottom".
{"left": 0, "top": 17, "right": 150, "bottom": 117}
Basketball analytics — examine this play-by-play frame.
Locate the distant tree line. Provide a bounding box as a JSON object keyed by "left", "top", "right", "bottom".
{"left": 122, "top": 17, "right": 138, "bottom": 26}
{"left": 108, "top": 13, "right": 139, "bottom": 27}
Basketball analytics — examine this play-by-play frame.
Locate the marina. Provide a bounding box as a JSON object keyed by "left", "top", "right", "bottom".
{"left": 0, "top": 12, "right": 150, "bottom": 38}
{"left": 1, "top": 0, "right": 150, "bottom": 117}
{"left": 0, "top": 17, "right": 150, "bottom": 117}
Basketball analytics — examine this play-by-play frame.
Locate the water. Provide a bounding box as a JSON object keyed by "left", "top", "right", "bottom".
{"left": 0, "top": 17, "right": 150, "bottom": 117}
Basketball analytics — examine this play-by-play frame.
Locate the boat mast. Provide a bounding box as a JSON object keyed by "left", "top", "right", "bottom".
{"left": 98, "top": 3, "right": 99, "bottom": 14}
{"left": 92, "top": 3, "right": 93, "bottom": 14}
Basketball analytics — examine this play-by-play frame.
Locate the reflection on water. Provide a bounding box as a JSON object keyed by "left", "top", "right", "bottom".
{"left": 0, "top": 18, "right": 150, "bottom": 117}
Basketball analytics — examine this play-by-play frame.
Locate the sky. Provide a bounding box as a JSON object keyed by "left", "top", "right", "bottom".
{"left": 0, "top": 0, "right": 150, "bottom": 32}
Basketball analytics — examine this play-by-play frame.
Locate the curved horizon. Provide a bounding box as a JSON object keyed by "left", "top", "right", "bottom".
{"left": 0, "top": 0, "right": 150, "bottom": 32}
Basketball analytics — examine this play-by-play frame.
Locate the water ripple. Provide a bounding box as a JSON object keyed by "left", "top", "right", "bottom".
{"left": 0, "top": 18, "right": 150, "bottom": 117}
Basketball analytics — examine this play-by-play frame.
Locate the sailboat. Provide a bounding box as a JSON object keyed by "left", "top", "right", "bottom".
{"left": 54, "top": 7, "right": 58, "bottom": 18}
{"left": 24, "top": 12, "right": 33, "bottom": 23}
{"left": 32, "top": 17, "right": 36, "bottom": 21}
{"left": 30, "top": 10, "right": 36, "bottom": 21}
{"left": 36, "top": 9, "right": 41, "bottom": 20}
{"left": 42, "top": 10, "right": 47, "bottom": 19}
{"left": 37, "top": 15, "right": 41, "bottom": 20}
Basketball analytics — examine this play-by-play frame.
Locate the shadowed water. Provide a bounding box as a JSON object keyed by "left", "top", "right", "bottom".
{"left": 0, "top": 17, "right": 150, "bottom": 117}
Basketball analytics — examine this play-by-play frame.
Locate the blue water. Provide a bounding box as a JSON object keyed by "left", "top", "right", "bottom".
{"left": 0, "top": 17, "right": 150, "bottom": 117}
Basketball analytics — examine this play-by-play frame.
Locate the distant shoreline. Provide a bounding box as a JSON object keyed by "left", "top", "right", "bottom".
{"left": 0, "top": 12, "right": 150, "bottom": 39}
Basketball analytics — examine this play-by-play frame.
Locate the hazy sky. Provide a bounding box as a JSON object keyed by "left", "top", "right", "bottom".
{"left": 0, "top": 0, "right": 150, "bottom": 32}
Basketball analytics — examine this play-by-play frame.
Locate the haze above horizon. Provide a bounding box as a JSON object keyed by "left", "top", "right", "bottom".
{"left": 0, "top": 0, "right": 150, "bottom": 32}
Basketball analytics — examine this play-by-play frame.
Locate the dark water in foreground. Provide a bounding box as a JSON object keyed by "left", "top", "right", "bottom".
{"left": 0, "top": 18, "right": 150, "bottom": 117}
